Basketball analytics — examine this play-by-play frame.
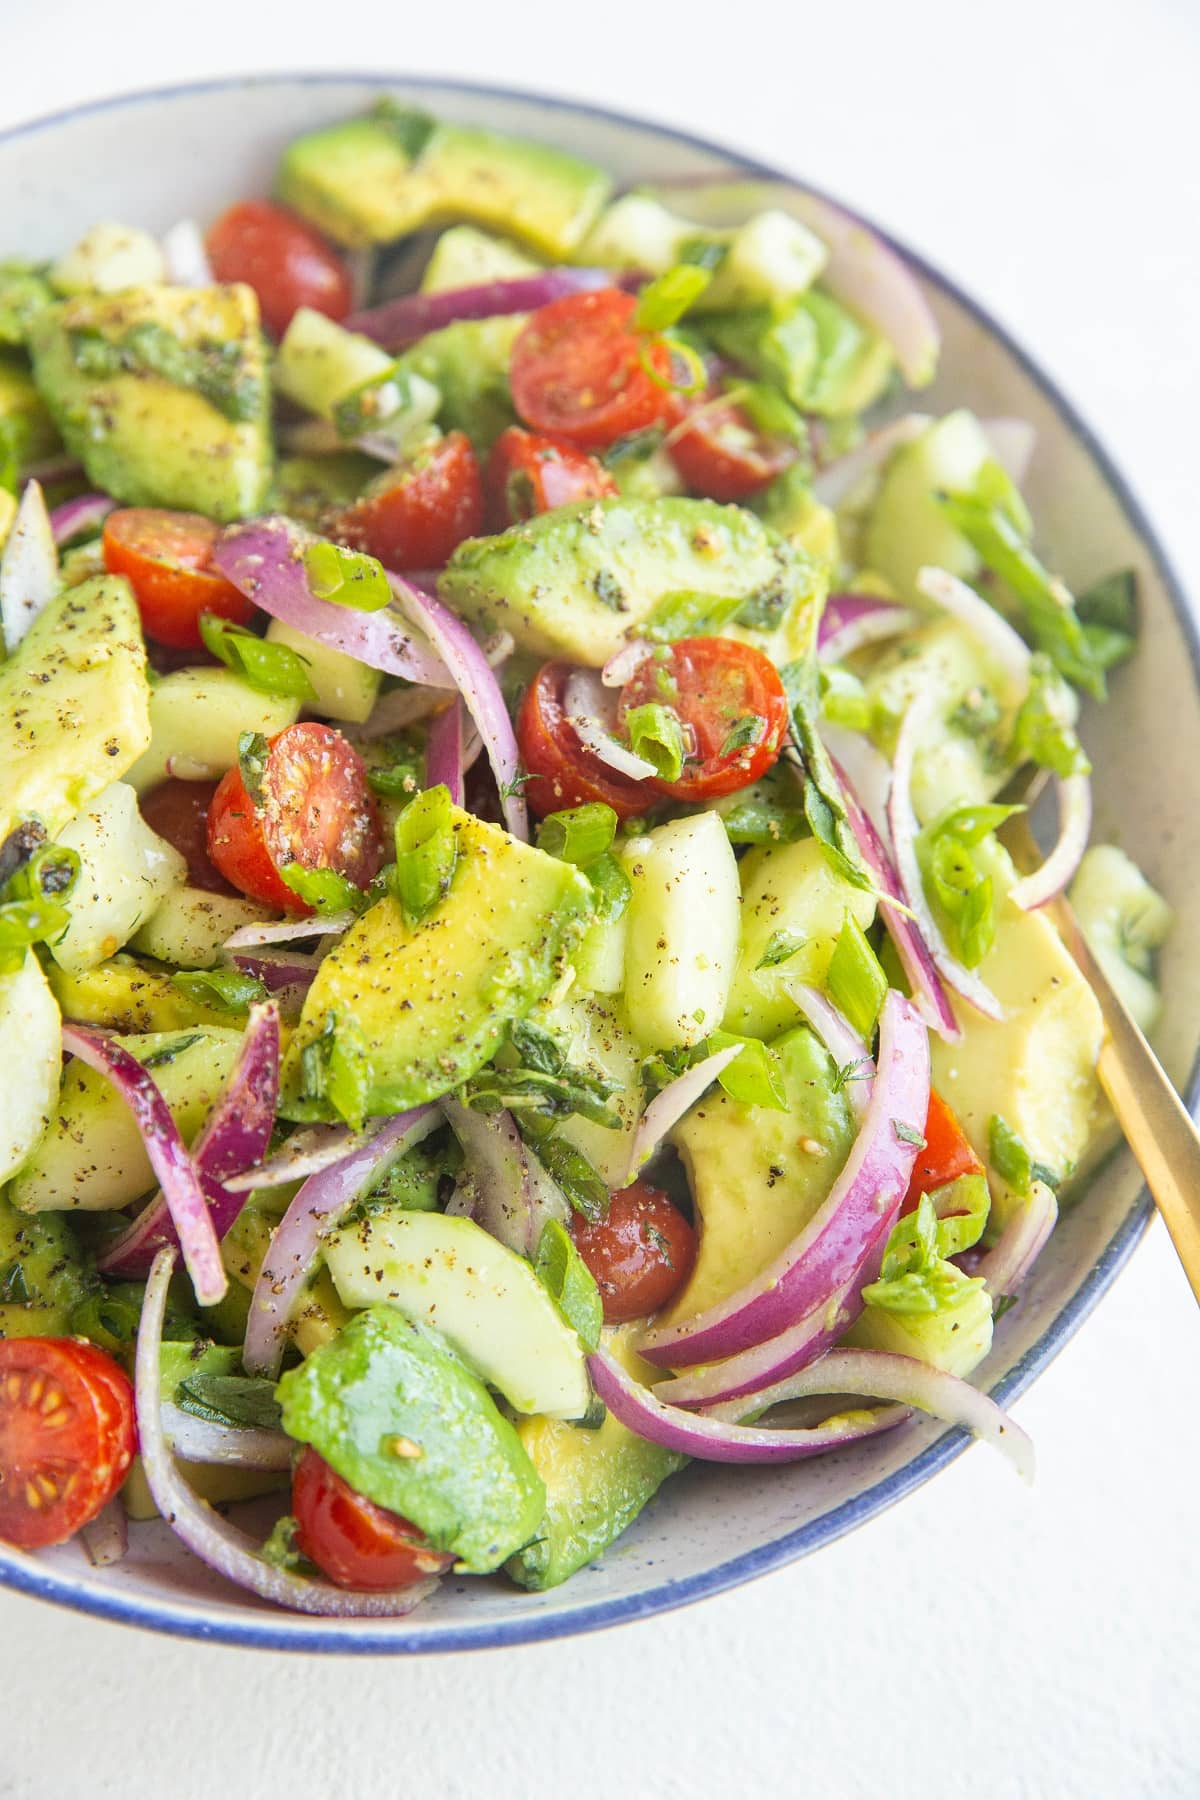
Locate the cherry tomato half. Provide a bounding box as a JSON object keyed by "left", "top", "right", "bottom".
{"left": 140, "top": 779, "right": 235, "bottom": 895}
{"left": 617, "top": 637, "right": 789, "bottom": 802}
{"left": 102, "top": 508, "right": 255, "bottom": 651}
{"left": 206, "top": 722, "right": 383, "bottom": 914}
{"left": 333, "top": 431, "right": 484, "bottom": 571}
{"left": 484, "top": 426, "right": 617, "bottom": 530}
{"left": 292, "top": 1447, "right": 454, "bottom": 1592}
{"left": 667, "top": 393, "right": 797, "bottom": 502}
{"left": 0, "top": 1338, "right": 136, "bottom": 1550}
{"left": 509, "top": 289, "right": 673, "bottom": 449}
{"left": 572, "top": 1182, "right": 696, "bottom": 1324}
{"left": 516, "top": 662, "right": 654, "bottom": 822}
{"left": 902, "top": 1091, "right": 983, "bottom": 1214}
{"left": 206, "top": 199, "right": 352, "bottom": 340}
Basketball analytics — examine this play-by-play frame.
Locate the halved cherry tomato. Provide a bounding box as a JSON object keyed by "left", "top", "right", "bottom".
{"left": 572, "top": 1182, "right": 696, "bottom": 1324}
{"left": 484, "top": 426, "right": 617, "bottom": 529}
{"left": 333, "top": 432, "right": 484, "bottom": 570}
{"left": 292, "top": 1447, "right": 454, "bottom": 1592}
{"left": 0, "top": 1338, "right": 136, "bottom": 1550}
{"left": 140, "top": 779, "right": 235, "bottom": 895}
{"left": 206, "top": 722, "right": 383, "bottom": 913}
{"left": 617, "top": 637, "right": 789, "bottom": 802}
{"left": 102, "top": 508, "right": 254, "bottom": 650}
{"left": 205, "top": 199, "right": 352, "bottom": 340}
{"left": 509, "top": 289, "right": 673, "bottom": 449}
{"left": 902, "top": 1091, "right": 984, "bottom": 1213}
{"left": 516, "top": 662, "right": 653, "bottom": 821}
{"left": 667, "top": 392, "right": 797, "bottom": 502}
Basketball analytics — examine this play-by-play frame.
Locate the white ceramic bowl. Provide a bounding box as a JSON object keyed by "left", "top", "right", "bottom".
{"left": 1, "top": 74, "right": 1196, "bottom": 1654}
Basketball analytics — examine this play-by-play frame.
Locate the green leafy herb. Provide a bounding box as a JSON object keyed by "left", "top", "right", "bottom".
{"left": 142, "top": 1033, "right": 203, "bottom": 1070}
{"left": 174, "top": 1373, "right": 283, "bottom": 1432}
{"left": 237, "top": 730, "right": 270, "bottom": 808}
{"left": 391, "top": 783, "right": 458, "bottom": 924}
{"left": 537, "top": 803, "right": 618, "bottom": 865}
{"left": 782, "top": 659, "right": 873, "bottom": 892}
{"left": 720, "top": 795, "right": 806, "bottom": 846}
{"left": 718, "top": 715, "right": 765, "bottom": 760}
{"left": 366, "top": 741, "right": 423, "bottom": 798}
{"left": 826, "top": 911, "right": 889, "bottom": 1038}
{"left": 993, "top": 1293, "right": 1019, "bottom": 1320}
{"left": 199, "top": 612, "right": 316, "bottom": 701}
{"left": 465, "top": 1051, "right": 621, "bottom": 1130}
{"left": 634, "top": 264, "right": 712, "bottom": 333}
{"left": 988, "top": 1114, "right": 1062, "bottom": 1196}
{"left": 832, "top": 1058, "right": 873, "bottom": 1094}
{"left": 371, "top": 97, "right": 437, "bottom": 160}
{"left": 732, "top": 379, "right": 809, "bottom": 448}
{"left": 332, "top": 364, "right": 419, "bottom": 441}
{"left": 530, "top": 1134, "right": 611, "bottom": 1224}
{"left": 303, "top": 541, "right": 392, "bottom": 612}
{"left": 171, "top": 968, "right": 268, "bottom": 1013}
{"left": 1076, "top": 567, "right": 1137, "bottom": 674}
{"left": 280, "top": 863, "right": 366, "bottom": 918}
{"left": 893, "top": 1120, "right": 927, "bottom": 1149}
{"left": 625, "top": 702, "right": 686, "bottom": 783}
{"left": 642, "top": 589, "right": 744, "bottom": 643}
{"left": 757, "top": 929, "right": 803, "bottom": 969}
{"left": 917, "top": 803, "right": 1023, "bottom": 970}
{"left": 1012, "top": 654, "right": 1092, "bottom": 779}
{"left": 69, "top": 321, "right": 262, "bottom": 423}
{"left": 533, "top": 1218, "right": 603, "bottom": 1352}
{"left": 0, "top": 1260, "right": 30, "bottom": 1304}
{"left": 861, "top": 1191, "right": 987, "bottom": 1317}
{"left": 600, "top": 426, "right": 665, "bottom": 471}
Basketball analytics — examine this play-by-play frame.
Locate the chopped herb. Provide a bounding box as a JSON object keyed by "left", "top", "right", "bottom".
{"left": 537, "top": 803, "right": 618, "bottom": 866}
{"left": 303, "top": 541, "right": 392, "bottom": 612}
{"left": 782, "top": 659, "right": 873, "bottom": 892}
{"left": 171, "top": 968, "right": 268, "bottom": 1013}
{"left": 592, "top": 567, "right": 626, "bottom": 611}
{"left": 237, "top": 730, "right": 270, "bottom": 808}
{"left": 280, "top": 863, "right": 366, "bottom": 918}
{"left": 531, "top": 1135, "right": 610, "bottom": 1224}
{"left": 390, "top": 784, "right": 458, "bottom": 924}
{"left": 831, "top": 1058, "right": 873, "bottom": 1094}
{"left": 757, "top": 929, "right": 804, "bottom": 969}
{"left": 142, "top": 1033, "right": 203, "bottom": 1070}
{"left": 1012, "top": 655, "right": 1091, "bottom": 779}
{"left": 174, "top": 1373, "right": 283, "bottom": 1432}
{"left": 0, "top": 1260, "right": 30, "bottom": 1304}
{"left": 199, "top": 613, "right": 316, "bottom": 701}
{"left": 533, "top": 1218, "right": 603, "bottom": 1351}
{"left": 993, "top": 1293, "right": 1019, "bottom": 1320}
{"left": 893, "top": 1120, "right": 927, "bottom": 1149}
{"left": 587, "top": 852, "right": 633, "bottom": 923}
{"left": 625, "top": 702, "right": 686, "bottom": 782}
{"left": 634, "top": 264, "right": 712, "bottom": 333}
{"left": 720, "top": 795, "right": 806, "bottom": 846}
{"left": 718, "top": 715, "right": 764, "bottom": 760}
{"left": 988, "top": 1114, "right": 1062, "bottom": 1196}
{"left": 258, "top": 1513, "right": 314, "bottom": 1574}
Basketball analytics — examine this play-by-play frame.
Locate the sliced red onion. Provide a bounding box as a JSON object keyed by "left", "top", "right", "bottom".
{"left": 832, "top": 756, "right": 961, "bottom": 1043}
{"left": 162, "top": 218, "right": 214, "bottom": 286}
{"left": 442, "top": 1098, "right": 568, "bottom": 1259}
{"left": 972, "top": 1184, "right": 1058, "bottom": 1304}
{"left": 49, "top": 492, "right": 115, "bottom": 547}
{"left": 564, "top": 668, "right": 658, "bottom": 781}
{"left": 242, "top": 1106, "right": 440, "bottom": 1378}
{"left": 601, "top": 640, "right": 654, "bottom": 688}
{"left": 345, "top": 267, "right": 629, "bottom": 350}
{"left": 813, "top": 414, "right": 932, "bottom": 508}
{"left": 589, "top": 1347, "right": 909, "bottom": 1463}
{"left": 161, "top": 1402, "right": 294, "bottom": 1471}
{"left": 915, "top": 565, "right": 1031, "bottom": 693}
{"left": 788, "top": 984, "right": 873, "bottom": 1117}
{"left": 640, "top": 991, "right": 929, "bottom": 1369}
{"left": 625, "top": 1044, "right": 744, "bottom": 1186}
{"left": 360, "top": 631, "right": 511, "bottom": 741}
{"left": 223, "top": 1121, "right": 381, "bottom": 1194}
{"left": 98, "top": 1002, "right": 280, "bottom": 1279}
{"left": 136, "top": 1248, "right": 441, "bottom": 1616}
{"left": 425, "top": 697, "right": 465, "bottom": 806}
{"left": 823, "top": 726, "right": 892, "bottom": 839}
{"left": 80, "top": 1498, "right": 128, "bottom": 1568}
{"left": 225, "top": 915, "right": 351, "bottom": 949}
{"left": 704, "top": 1346, "right": 1035, "bottom": 1483}
{"left": 981, "top": 417, "right": 1036, "bottom": 487}
{"left": 61, "top": 1024, "right": 226, "bottom": 1306}
{"left": 389, "top": 573, "right": 528, "bottom": 839}
{"left": 213, "top": 517, "right": 451, "bottom": 691}
{"left": 1009, "top": 772, "right": 1091, "bottom": 912}
{"left": 888, "top": 691, "right": 1005, "bottom": 1023}
{"left": 230, "top": 950, "right": 322, "bottom": 993}
{"left": 818, "top": 593, "right": 917, "bottom": 665}
{"left": 0, "top": 479, "right": 58, "bottom": 651}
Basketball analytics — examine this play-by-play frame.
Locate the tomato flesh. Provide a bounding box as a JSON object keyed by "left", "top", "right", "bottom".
{"left": 102, "top": 508, "right": 254, "bottom": 650}
{"left": 667, "top": 393, "right": 797, "bottom": 502}
{"left": 484, "top": 426, "right": 617, "bottom": 529}
{"left": 617, "top": 637, "right": 789, "bottom": 802}
{"left": 516, "top": 662, "right": 654, "bottom": 821}
{"left": 509, "top": 289, "right": 673, "bottom": 449}
{"left": 140, "top": 779, "right": 234, "bottom": 895}
{"left": 902, "top": 1091, "right": 984, "bottom": 1213}
{"left": 206, "top": 722, "right": 383, "bottom": 913}
{"left": 0, "top": 1338, "right": 135, "bottom": 1550}
{"left": 206, "top": 199, "right": 352, "bottom": 340}
{"left": 333, "top": 431, "right": 484, "bottom": 571}
{"left": 572, "top": 1182, "right": 696, "bottom": 1324}
{"left": 292, "top": 1447, "right": 453, "bottom": 1591}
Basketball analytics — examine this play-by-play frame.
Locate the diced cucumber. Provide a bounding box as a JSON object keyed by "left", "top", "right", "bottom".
{"left": 0, "top": 952, "right": 61, "bottom": 1186}
{"left": 265, "top": 617, "right": 381, "bottom": 724}
{"left": 700, "top": 210, "right": 828, "bottom": 311}
{"left": 1070, "top": 845, "right": 1172, "bottom": 1034}
{"left": 131, "top": 885, "right": 271, "bottom": 970}
{"left": 10, "top": 1027, "right": 243, "bottom": 1213}
{"left": 274, "top": 306, "right": 440, "bottom": 444}
{"left": 50, "top": 223, "right": 166, "bottom": 295}
{"left": 864, "top": 409, "right": 994, "bottom": 602}
{"left": 126, "top": 667, "right": 301, "bottom": 793}
{"left": 420, "top": 224, "right": 540, "bottom": 292}
{"left": 573, "top": 904, "right": 629, "bottom": 996}
{"left": 578, "top": 194, "right": 691, "bottom": 273}
{"left": 49, "top": 781, "right": 186, "bottom": 976}
{"left": 620, "top": 812, "right": 740, "bottom": 1052}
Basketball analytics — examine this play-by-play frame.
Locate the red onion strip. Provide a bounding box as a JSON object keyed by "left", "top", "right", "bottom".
{"left": 161, "top": 1402, "right": 294, "bottom": 1471}
{"left": 564, "top": 667, "right": 658, "bottom": 781}
{"left": 442, "top": 1098, "right": 568, "bottom": 1259}
{"left": 971, "top": 1185, "right": 1058, "bottom": 1305}
{"left": 345, "top": 267, "right": 632, "bottom": 349}
{"left": 49, "top": 492, "right": 115, "bottom": 547}
{"left": 813, "top": 414, "right": 932, "bottom": 508}
{"left": 225, "top": 916, "right": 350, "bottom": 949}
{"left": 625, "top": 1045, "right": 744, "bottom": 1186}
{"left": 222, "top": 1121, "right": 380, "bottom": 1194}
{"left": 230, "top": 950, "right": 322, "bottom": 993}
{"left": 788, "top": 984, "right": 873, "bottom": 1117}
{"left": 1009, "top": 773, "right": 1092, "bottom": 912}
{"left": 162, "top": 218, "right": 214, "bottom": 286}
{"left": 817, "top": 593, "right": 917, "bottom": 665}
{"left": 915, "top": 565, "right": 1031, "bottom": 693}
{"left": 425, "top": 697, "right": 465, "bottom": 806}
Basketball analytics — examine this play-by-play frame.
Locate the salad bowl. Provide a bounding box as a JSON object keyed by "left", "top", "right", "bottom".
{"left": 0, "top": 72, "right": 1196, "bottom": 1654}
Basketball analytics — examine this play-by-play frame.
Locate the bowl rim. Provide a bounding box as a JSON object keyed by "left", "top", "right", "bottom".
{"left": 0, "top": 69, "right": 1194, "bottom": 1656}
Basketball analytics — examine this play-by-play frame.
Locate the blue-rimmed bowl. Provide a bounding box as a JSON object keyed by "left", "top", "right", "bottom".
{"left": 1, "top": 73, "right": 1195, "bottom": 1654}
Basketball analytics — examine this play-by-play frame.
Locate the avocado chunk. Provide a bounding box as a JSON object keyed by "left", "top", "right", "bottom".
{"left": 864, "top": 409, "right": 993, "bottom": 603}
{"left": 28, "top": 283, "right": 272, "bottom": 519}
{"left": 45, "top": 954, "right": 247, "bottom": 1034}
{"left": 277, "top": 110, "right": 611, "bottom": 258}
{"left": 0, "top": 577, "right": 150, "bottom": 842}
{"left": 441, "top": 497, "right": 811, "bottom": 666}
{"left": 0, "top": 952, "right": 62, "bottom": 1187}
{"left": 131, "top": 885, "right": 271, "bottom": 971}
{"left": 277, "top": 1305, "right": 546, "bottom": 1572}
{"left": 0, "top": 350, "right": 60, "bottom": 473}
{"left": 662, "top": 1024, "right": 856, "bottom": 1331}
{"left": 280, "top": 807, "right": 593, "bottom": 1119}
{"left": 506, "top": 1325, "right": 686, "bottom": 1591}
{"left": 0, "top": 1187, "right": 92, "bottom": 1339}
{"left": 396, "top": 315, "right": 522, "bottom": 449}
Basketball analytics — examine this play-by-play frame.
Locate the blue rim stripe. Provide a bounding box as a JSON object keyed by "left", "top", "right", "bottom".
{"left": 0, "top": 71, "right": 1194, "bottom": 1656}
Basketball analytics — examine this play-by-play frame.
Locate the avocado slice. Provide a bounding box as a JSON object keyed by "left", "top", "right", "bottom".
{"left": 441, "top": 496, "right": 813, "bottom": 666}
{"left": 277, "top": 1305, "right": 546, "bottom": 1573}
{"left": 28, "top": 283, "right": 272, "bottom": 520}
{"left": 0, "top": 577, "right": 150, "bottom": 842}
{"left": 280, "top": 807, "right": 593, "bottom": 1120}
{"left": 45, "top": 954, "right": 248, "bottom": 1035}
{"left": 0, "top": 1186, "right": 92, "bottom": 1339}
{"left": 277, "top": 110, "right": 611, "bottom": 258}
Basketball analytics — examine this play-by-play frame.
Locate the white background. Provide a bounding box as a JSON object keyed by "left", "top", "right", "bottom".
{"left": 1, "top": 2, "right": 1197, "bottom": 1795}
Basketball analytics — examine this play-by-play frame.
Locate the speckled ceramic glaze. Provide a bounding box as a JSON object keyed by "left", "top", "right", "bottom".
{"left": 0, "top": 75, "right": 1195, "bottom": 1654}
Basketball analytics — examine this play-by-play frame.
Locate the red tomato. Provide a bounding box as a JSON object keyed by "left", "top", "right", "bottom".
{"left": 618, "top": 637, "right": 789, "bottom": 802}
{"left": 102, "top": 508, "right": 254, "bottom": 650}
{"left": 902, "top": 1091, "right": 984, "bottom": 1213}
{"left": 140, "top": 779, "right": 235, "bottom": 895}
{"left": 0, "top": 1338, "right": 135, "bottom": 1550}
{"left": 667, "top": 393, "right": 797, "bottom": 502}
{"left": 205, "top": 199, "right": 352, "bottom": 340}
{"left": 333, "top": 432, "right": 484, "bottom": 571}
{"left": 206, "top": 722, "right": 383, "bottom": 914}
{"left": 292, "top": 1447, "right": 454, "bottom": 1591}
{"left": 484, "top": 427, "right": 617, "bottom": 529}
{"left": 516, "top": 662, "right": 654, "bottom": 821}
{"left": 572, "top": 1183, "right": 696, "bottom": 1324}
{"left": 509, "top": 289, "right": 673, "bottom": 449}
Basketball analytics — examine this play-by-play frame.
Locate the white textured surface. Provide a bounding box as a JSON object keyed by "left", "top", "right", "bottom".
{"left": 1, "top": 2, "right": 1197, "bottom": 1795}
